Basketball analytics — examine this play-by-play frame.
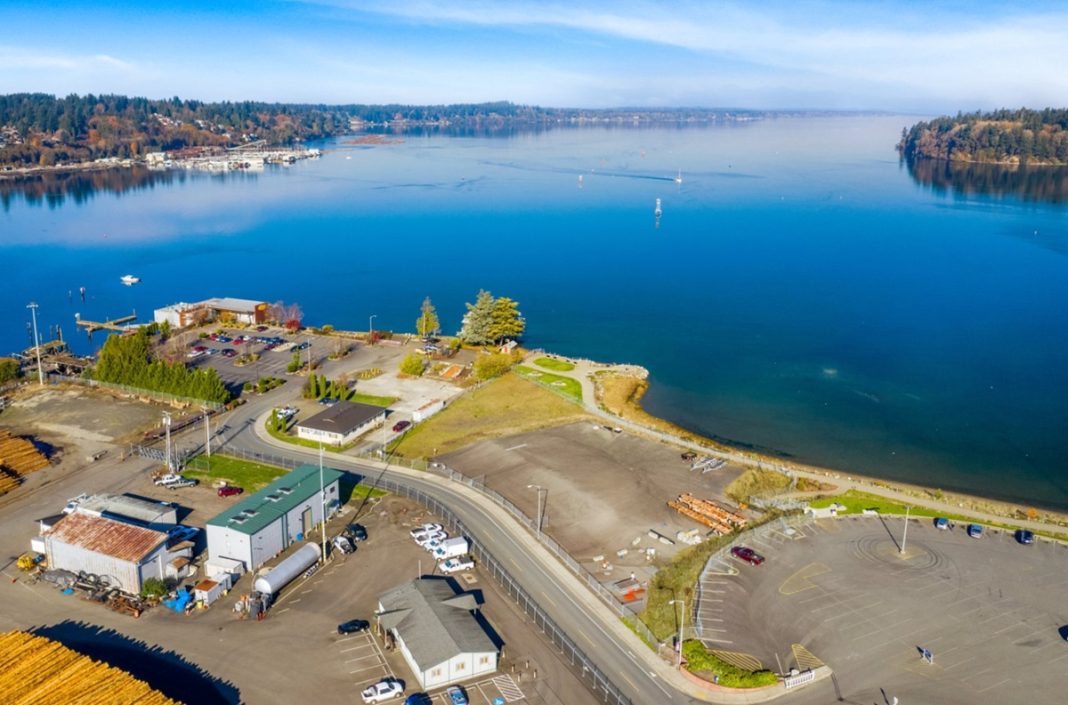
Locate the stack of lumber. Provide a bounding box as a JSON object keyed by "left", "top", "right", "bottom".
{"left": 0, "top": 467, "right": 20, "bottom": 496}
{"left": 668, "top": 493, "right": 748, "bottom": 535}
{"left": 0, "top": 631, "right": 182, "bottom": 705}
{"left": 0, "top": 430, "right": 49, "bottom": 474}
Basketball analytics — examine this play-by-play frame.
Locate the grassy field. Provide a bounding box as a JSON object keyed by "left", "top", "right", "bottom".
{"left": 724, "top": 467, "right": 792, "bottom": 504}
{"left": 514, "top": 365, "right": 583, "bottom": 403}
{"left": 391, "top": 372, "right": 591, "bottom": 459}
{"left": 533, "top": 357, "right": 575, "bottom": 372}
{"left": 350, "top": 392, "right": 398, "bottom": 407}
{"left": 184, "top": 454, "right": 288, "bottom": 491}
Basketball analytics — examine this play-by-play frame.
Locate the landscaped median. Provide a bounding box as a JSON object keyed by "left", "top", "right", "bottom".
{"left": 683, "top": 641, "right": 779, "bottom": 688}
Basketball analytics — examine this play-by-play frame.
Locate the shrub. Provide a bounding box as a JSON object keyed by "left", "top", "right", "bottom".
{"left": 399, "top": 352, "right": 426, "bottom": 376}
{"left": 682, "top": 640, "right": 778, "bottom": 688}
{"left": 140, "top": 577, "right": 168, "bottom": 599}
{"left": 0, "top": 357, "right": 20, "bottom": 384}
{"left": 473, "top": 352, "right": 513, "bottom": 381}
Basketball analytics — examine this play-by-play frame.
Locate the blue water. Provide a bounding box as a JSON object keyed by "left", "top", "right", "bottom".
{"left": 3, "top": 116, "right": 1068, "bottom": 508}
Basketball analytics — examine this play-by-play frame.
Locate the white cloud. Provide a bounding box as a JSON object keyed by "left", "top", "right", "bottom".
{"left": 0, "top": 46, "right": 138, "bottom": 73}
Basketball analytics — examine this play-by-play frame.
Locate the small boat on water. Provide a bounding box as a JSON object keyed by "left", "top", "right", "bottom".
{"left": 654, "top": 198, "right": 662, "bottom": 218}
{"left": 674, "top": 170, "right": 683, "bottom": 185}
{"left": 120, "top": 275, "right": 141, "bottom": 285}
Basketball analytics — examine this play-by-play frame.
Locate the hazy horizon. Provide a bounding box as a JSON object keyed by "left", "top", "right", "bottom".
{"left": 4, "top": 1, "right": 1067, "bottom": 114}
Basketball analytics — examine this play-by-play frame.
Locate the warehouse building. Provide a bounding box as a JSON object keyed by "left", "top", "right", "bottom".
{"left": 42, "top": 512, "right": 189, "bottom": 595}
{"left": 74, "top": 494, "right": 178, "bottom": 530}
{"left": 205, "top": 463, "right": 343, "bottom": 572}
{"left": 377, "top": 578, "right": 500, "bottom": 689}
{"left": 296, "top": 401, "right": 386, "bottom": 446}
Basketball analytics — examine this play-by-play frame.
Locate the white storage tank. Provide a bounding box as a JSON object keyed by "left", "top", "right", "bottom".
{"left": 253, "top": 543, "right": 320, "bottom": 596}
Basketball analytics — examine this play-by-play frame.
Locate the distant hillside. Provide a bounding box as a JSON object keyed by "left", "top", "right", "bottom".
{"left": 898, "top": 108, "right": 1068, "bottom": 166}
{"left": 0, "top": 93, "right": 786, "bottom": 169}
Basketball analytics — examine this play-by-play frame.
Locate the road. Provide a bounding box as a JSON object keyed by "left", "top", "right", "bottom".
{"left": 209, "top": 388, "right": 801, "bottom": 705}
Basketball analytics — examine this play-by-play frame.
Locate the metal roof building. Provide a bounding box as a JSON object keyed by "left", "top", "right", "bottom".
{"left": 206, "top": 464, "right": 343, "bottom": 572}
{"left": 296, "top": 401, "right": 386, "bottom": 447}
{"left": 378, "top": 578, "right": 499, "bottom": 689}
{"left": 43, "top": 512, "right": 175, "bottom": 594}
{"left": 77, "top": 494, "right": 178, "bottom": 529}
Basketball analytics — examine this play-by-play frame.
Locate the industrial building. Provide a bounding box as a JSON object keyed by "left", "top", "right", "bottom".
{"left": 377, "top": 578, "right": 500, "bottom": 690}
{"left": 295, "top": 401, "right": 386, "bottom": 446}
{"left": 73, "top": 494, "right": 178, "bottom": 530}
{"left": 42, "top": 512, "right": 191, "bottom": 595}
{"left": 205, "top": 464, "right": 343, "bottom": 572}
{"left": 153, "top": 297, "right": 269, "bottom": 328}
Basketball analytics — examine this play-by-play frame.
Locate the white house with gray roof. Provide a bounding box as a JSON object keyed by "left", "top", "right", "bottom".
{"left": 377, "top": 578, "right": 499, "bottom": 689}
{"left": 205, "top": 464, "right": 343, "bottom": 572}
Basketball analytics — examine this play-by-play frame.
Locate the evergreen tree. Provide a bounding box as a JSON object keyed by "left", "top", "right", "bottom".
{"left": 459, "top": 290, "right": 496, "bottom": 345}
{"left": 488, "top": 296, "right": 525, "bottom": 344}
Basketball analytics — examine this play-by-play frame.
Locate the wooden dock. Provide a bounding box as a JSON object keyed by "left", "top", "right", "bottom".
{"left": 75, "top": 312, "right": 137, "bottom": 334}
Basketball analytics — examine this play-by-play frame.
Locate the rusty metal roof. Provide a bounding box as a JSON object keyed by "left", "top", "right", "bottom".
{"left": 47, "top": 511, "right": 168, "bottom": 562}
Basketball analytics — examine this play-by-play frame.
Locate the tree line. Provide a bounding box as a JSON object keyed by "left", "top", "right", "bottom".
{"left": 898, "top": 108, "right": 1068, "bottom": 165}
{"left": 92, "top": 329, "right": 230, "bottom": 404}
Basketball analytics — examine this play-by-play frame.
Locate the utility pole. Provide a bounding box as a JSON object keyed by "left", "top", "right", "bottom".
{"left": 319, "top": 443, "right": 327, "bottom": 562}
{"left": 669, "top": 598, "right": 685, "bottom": 669}
{"left": 27, "top": 302, "right": 44, "bottom": 385}
{"left": 901, "top": 505, "right": 911, "bottom": 554}
{"left": 162, "top": 412, "right": 173, "bottom": 472}
{"left": 527, "top": 484, "right": 546, "bottom": 537}
{"left": 204, "top": 410, "right": 211, "bottom": 458}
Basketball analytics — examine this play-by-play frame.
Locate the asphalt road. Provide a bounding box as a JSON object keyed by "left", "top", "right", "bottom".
{"left": 213, "top": 389, "right": 704, "bottom": 705}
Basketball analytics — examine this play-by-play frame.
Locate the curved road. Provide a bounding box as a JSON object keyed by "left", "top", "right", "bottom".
{"left": 209, "top": 392, "right": 791, "bottom": 705}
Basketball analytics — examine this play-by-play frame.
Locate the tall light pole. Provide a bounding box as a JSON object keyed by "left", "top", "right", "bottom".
{"left": 203, "top": 409, "right": 211, "bottom": 458}
{"left": 900, "top": 505, "right": 911, "bottom": 554}
{"left": 26, "top": 302, "right": 44, "bottom": 385}
{"left": 368, "top": 314, "right": 377, "bottom": 346}
{"left": 319, "top": 442, "right": 328, "bottom": 562}
{"left": 669, "top": 598, "right": 686, "bottom": 670}
{"left": 526, "top": 484, "right": 546, "bottom": 537}
{"left": 162, "top": 412, "right": 173, "bottom": 472}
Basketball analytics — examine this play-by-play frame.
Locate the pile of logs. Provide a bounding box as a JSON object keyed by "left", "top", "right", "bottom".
{"left": 668, "top": 492, "right": 749, "bottom": 535}
{"left": 0, "top": 430, "right": 49, "bottom": 496}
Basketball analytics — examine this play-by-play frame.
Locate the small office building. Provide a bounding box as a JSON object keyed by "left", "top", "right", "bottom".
{"left": 296, "top": 401, "right": 386, "bottom": 446}
{"left": 154, "top": 297, "right": 269, "bottom": 328}
{"left": 378, "top": 578, "right": 499, "bottom": 689}
{"left": 205, "top": 464, "right": 343, "bottom": 572}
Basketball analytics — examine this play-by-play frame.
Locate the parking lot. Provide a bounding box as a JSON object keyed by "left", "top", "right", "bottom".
{"left": 696, "top": 515, "right": 1068, "bottom": 705}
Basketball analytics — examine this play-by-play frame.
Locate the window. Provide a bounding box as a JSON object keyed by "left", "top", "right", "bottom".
{"left": 479, "top": 656, "right": 489, "bottom": 665}
{"left": 431, "top": 668, "right": 442, "bottom": 678}
{"left": 456, "top": 662, "right": 465, "bottom": 672}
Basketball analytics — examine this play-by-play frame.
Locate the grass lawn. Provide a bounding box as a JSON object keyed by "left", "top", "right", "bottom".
{"left": 349, "top": 392, "right": 398, "bottom": 407}
{"left": 184, "top": 454, "right": 288, "bottom": 491}
{"left": 533, "top": 357, "right": 575, "bottom": 372}
{"left": 391, "top": 372, "right": 591, "bottom": 459}
{"left": 514, "top": 365, "right": 583, "bottom": 403}
{"left": 683, "top": 640, "right": 779, "bottom": 688}
{"left": 724, "top": 467, "right": 792, "bottom": 504}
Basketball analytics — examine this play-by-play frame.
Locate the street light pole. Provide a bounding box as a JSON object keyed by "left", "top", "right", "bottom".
{"left": 162, "top": 412, "right": 172, "bottom": 472}
{"left": 669, "top": 598, "right": 685, "bottom": 669}
{"left": 319, "top": 443, "right": 328, "bottom": 562}
{"left": 369, "top": 314, "right": 377, "bottom": 346}
{"left": 204, "top": 409, "right": 211, "bottom": 458}
{"left": 526, "top": 484, "right": 545, "bottom": 537}
{"left": 901, "top": 505, "right": 911, "bottom": 554}
{"left": 27, "top": 302, "right": 44, "bottom": 385}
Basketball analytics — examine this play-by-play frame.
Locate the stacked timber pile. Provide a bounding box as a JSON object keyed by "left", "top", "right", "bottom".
{"left": 0, "top": 631, "right": 182, "bottom": 705}
{"left": 668, "top": 493, "right": 749, "bottom": 535}
{"left": 0, "top": 430, "right": 49, "bottom": 496}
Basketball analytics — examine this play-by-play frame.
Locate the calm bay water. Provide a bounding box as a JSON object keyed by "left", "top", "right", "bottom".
{"left": 3, "top": 116, "right": 1068, "bottom": 508}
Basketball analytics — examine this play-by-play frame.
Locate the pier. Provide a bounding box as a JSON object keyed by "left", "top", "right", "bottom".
{"left": 75, "top": 312, "right": 137, "bottom": 334}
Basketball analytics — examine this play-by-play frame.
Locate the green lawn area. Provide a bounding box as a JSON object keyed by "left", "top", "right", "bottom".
{"left": 515, "top": 365, "right": 582, "bottom": 403}
{"left": 533, "top": 357, "right": 575, "bottom": 372}
{"left": 683, "top": 640, "right": 779, "bottom": 688}
{"left": 184, "top": 454, "right": 288, "bottom": 491}
{"left": 391, "top": 372, "right": 591, "bottom": 459}
{"left": 349, "top": 392, "right": 398, "bottom": 407}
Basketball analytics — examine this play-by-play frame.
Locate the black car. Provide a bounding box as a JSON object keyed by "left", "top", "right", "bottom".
{"left": 344, "top": 523, "right": 368, "bottom": 542}
{"left": 1015, "top": 529, "right": 1035, "bottom": 545}
{"left": 337, "top": 619, "right": 370, "bottom": 635}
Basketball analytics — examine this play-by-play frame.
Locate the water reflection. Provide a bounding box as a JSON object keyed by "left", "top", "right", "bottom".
{"left": 905, "top": 157, "right": 1068, "bottom": 204}
{"left": 0, "top": 167, "right": 259, "bottom": 211}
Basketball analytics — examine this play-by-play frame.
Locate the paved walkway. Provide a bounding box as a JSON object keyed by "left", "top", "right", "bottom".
{"left": 522, "top": 354, "right": 1068, "bottom": 537}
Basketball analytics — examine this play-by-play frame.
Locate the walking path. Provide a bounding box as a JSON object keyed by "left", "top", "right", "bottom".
{"left": 524, "top": 354, "right": 1068, "bottom": 537}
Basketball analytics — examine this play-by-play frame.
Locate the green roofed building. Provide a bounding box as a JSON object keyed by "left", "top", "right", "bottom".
{"left": 205, "top": 463, "right": 344, "bottom": 571}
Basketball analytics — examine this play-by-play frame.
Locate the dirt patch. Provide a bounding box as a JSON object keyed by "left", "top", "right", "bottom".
{"left": 442, "top": 422, "right": 748, "bottom": 574}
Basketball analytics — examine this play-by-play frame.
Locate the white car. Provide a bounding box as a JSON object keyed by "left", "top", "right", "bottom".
{"left": 409, "top": 523, "right": 443, "bottom": 539}
{"left": 361, "top": 678, "right": 403, "bottom": 703}
{"left": 439, "top": 557, "right": 474, "bottom": 574}
{"left": 415, "top": 530, "right": 447, "bottom": 548}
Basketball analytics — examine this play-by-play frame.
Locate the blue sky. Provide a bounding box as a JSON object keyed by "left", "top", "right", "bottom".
{"left": 2, "top": 0, "right": 1067, "bottom": 112}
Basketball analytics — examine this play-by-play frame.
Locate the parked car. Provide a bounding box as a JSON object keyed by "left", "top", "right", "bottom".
{"left": 221, "top": 349, "right": 237, "bottom": 358}
{"left": 333, "top": 535, "right": 355, "bottom": 554}
{"left": 337, "top": 619, "right": 370, "bottom": 635}
{"left": 186, "top": 350, "right": 206, "bottom": 359}
{"left": 318, "top": 397, "right": 339, "bottom": 406}
{"left": 361, "top": 678, "right": 403, "bottom": 703}
{"left": 730, "top": 546, "right": 765, "bottom": 566}
{"left": 967, "top": 524, "right": 983, "bottom": 539}
{"left": 343, "top": 523, "right": 368, "bottom": 542}
{"left": 218, "top": 485, "right": 244, "bottom": 497}
{"left": 446, "top": 686, "right": 469, "bottom": 705}
{"left": 166, "top": 478, "right": 198, "bottom": 490}
{"left": 255, "top": 325, "right": 268, "bottom": 332}
{"left": 415, "top": 530, "right": 448, "bottom": 548}
{"left": 409, "top": 523, "right": 442, "bottom": 539}
{"left": 439, "top": 557, "right": 475, "bottom": 574}
{"left": 404, "top": 695, "right": 432, "bottom": 705}
{"left": 681, "top": 451, "right": 697, "bottom": 461}
{"left": 167, "top": 526, "right": 200, "bottom": 543}
{"left": 392, "top": 420, "right": 411, "bottom": 433}
{"left": 154, "top": 473, "right": 185, "bottom": 486}
{"left": 934, "top": 517, "right": 949, "bottom": 530}
{"left": 1015, "top": 529, "right": 1035, "bottom": 545}
{"left": 216, "top": 336, "right": 232, "bottom": 343}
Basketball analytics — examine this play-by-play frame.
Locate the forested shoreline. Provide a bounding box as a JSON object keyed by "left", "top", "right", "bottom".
{"left": 899, "top": 108, "right": 1068, "bottom": 166}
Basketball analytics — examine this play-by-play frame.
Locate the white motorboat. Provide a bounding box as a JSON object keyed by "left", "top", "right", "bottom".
{"left": 120, "top": 275, "right": 140, "bottom": 285}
